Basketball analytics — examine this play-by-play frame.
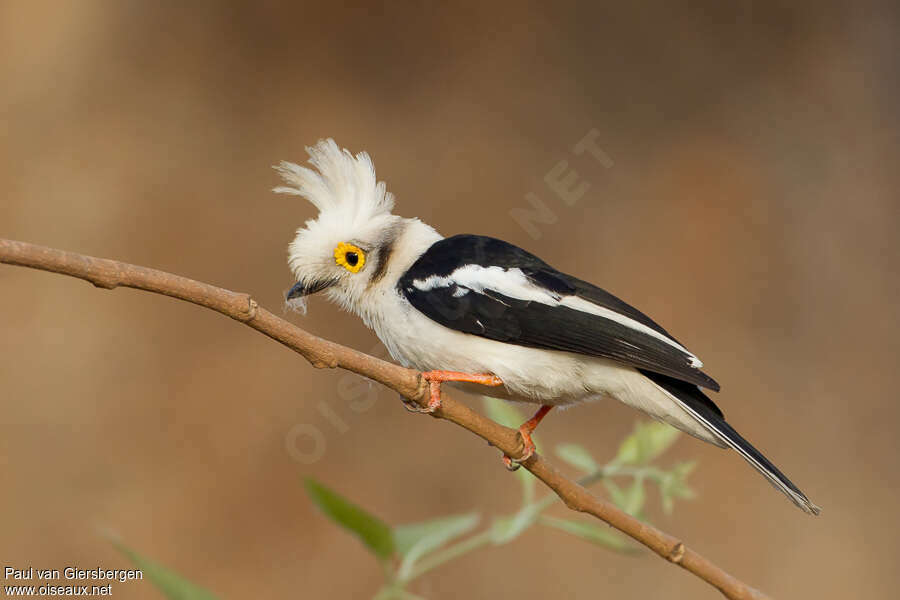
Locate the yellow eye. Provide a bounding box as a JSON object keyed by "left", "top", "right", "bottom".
{"left": 334, "top": 242, "right": 366, "bottom": 273}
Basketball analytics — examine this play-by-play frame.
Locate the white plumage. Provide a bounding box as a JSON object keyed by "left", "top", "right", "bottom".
{"left": 276, "top": 139, "right": 820, "bottom": 515}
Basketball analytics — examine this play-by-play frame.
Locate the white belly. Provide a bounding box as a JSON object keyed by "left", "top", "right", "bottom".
{"left": 370, "top": 299, "right": 721, "bottom": 445}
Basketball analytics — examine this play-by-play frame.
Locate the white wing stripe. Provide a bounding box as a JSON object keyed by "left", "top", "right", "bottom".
{"left": 411, "top": 265, "right": 702, "bottom": 367}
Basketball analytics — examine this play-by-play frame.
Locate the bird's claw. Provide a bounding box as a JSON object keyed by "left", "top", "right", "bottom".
{"left": 501, "top": 428, "right": 537, "bottom": 471}
{"left": 401, "top": 395, "right": 439, "bottom": 414}
{"left": 401, "top": 379, "right": 443, "bottom": 414}
{"left": 404, "top": 371, "right": 503, "bottom": 416}
{"left": 502, "top": 455, "right": 522, "bottom": 471}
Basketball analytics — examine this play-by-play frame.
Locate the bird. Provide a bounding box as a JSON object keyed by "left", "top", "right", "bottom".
{"left": 275, "top": 139, "right": 820, "bottom": 515}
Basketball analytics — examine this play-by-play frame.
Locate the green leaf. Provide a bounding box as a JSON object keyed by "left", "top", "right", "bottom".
{"left": 395, "top": 513, "right": 480, "bottom": 580}
{"left": 490, "top": 504, "right": 540, "bottom": 544}
{"left": 393, "top": 513, "right": 480, "bottom": 557}
{"left": 660, "top": 489, "right": 675, "bottom": 515}
{"left": 616, "top": 422, "right": 680, "bottom": 465}
{"left": 303, "top": 478, "right": 395, "bottom": 560}
{"left": 670, "top": 460, "right": 697, "bottom": 481}
{"left": 555, "top": 443, "right": 600, "bottom": 473}
{"left": 622, "top": 477, "right": 646, "bottom": 516}
{"left": 113, "top": 542, "right": 218, "bottom": 600}
{"left": 604, "top": 480, "right": 628, "bottom": 509}
{"left": 374, "top": 588, "right": 428, "bottom": 600}
{"left": 659, "top": 461, "right": 697, "bottom": 514}
{"left": 538, "top": 516, "right": 637, "bottom": 554}
{"left": 481, "top": 397, "right": 526, "bottom": 429}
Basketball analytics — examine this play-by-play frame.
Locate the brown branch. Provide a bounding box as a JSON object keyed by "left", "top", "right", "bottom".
{"left": 0, "top": 238, "right": 768, "bottom": 600}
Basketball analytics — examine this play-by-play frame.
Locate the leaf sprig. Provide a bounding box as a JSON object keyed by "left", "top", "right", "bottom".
{"left": 111, "top": 400, "right": 697, "bottom": 600}
{"left": 301, "top": 400, "right": 698, "bottom": 599}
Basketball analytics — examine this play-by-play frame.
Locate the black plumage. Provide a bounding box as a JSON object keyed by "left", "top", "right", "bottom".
{"left": 399, "top": 234, "right": 720, "bottom": 391}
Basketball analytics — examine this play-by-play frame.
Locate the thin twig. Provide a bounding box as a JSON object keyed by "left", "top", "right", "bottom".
{"left": 0, "top": 238, "right": 768, "bottom": 600}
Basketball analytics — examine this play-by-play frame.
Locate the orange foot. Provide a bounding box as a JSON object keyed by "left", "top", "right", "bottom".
{"left": 502, "top": 405, "right": 553, "bottom": 471}
{"left": 404, "top": 370, "right": 504, "bottom": 414}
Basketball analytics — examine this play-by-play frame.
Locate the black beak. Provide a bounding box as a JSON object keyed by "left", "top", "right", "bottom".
{"left": 286, "top": 278, "right": 336, "bottom": 300}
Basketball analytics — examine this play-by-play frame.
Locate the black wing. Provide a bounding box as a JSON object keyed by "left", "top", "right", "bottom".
{"left": 398, "top": 235, "right": 720, "bottom": 391}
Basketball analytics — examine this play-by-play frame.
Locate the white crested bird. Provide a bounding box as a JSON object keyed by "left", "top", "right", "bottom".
{"left": 276, "top": 139, "right": 820, "bottom": 515}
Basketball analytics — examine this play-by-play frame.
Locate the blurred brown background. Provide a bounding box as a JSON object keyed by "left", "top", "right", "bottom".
{"left": 2, "top": 1, "right": 899, "bottom": 598}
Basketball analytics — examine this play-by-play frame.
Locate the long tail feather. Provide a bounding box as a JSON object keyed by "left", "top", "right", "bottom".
{"left": 642, "top": 370, "right": 821, "bottom": 515}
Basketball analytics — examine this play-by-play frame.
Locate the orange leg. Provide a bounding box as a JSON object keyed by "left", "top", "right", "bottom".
{"left": 405, "top": 370, "right": 504, "bottom": 414}
{"left": 502, "top": 405, "right": 553, "bottom": 471}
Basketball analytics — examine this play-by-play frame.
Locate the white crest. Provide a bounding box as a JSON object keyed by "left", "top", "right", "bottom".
{"left": 273, "top": 139, "right": 395, "bottom": 228}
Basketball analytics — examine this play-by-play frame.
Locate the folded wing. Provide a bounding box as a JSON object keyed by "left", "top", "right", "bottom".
{"left": 399, "top": 235, "right": 719, "bottom": 391}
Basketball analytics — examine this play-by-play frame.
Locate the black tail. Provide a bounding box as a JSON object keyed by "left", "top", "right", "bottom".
{"left": 640, "top": 370, "right": 821, "bottom": 515}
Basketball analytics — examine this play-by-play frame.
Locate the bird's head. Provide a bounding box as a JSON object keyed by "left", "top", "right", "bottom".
{"left": 275, "top": 139, "right": 420, "bottom": 317}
